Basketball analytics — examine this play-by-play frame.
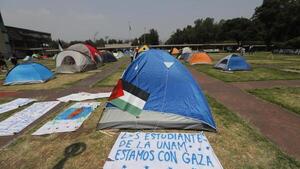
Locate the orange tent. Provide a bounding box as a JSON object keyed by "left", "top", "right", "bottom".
{"left": 188, "top": 52, "right": 213, "bottom": 65}
{"left": 171, "top": 48, "right": 180, "bottom": 55}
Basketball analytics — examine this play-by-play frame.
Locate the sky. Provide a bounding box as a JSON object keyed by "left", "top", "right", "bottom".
{"left": 0, "top": 0, "right": 263, "bottom": 42}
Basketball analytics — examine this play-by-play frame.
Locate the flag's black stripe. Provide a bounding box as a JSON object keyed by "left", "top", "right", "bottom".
{"left": 121, "top": 79, "right": 150, "bottom": 101}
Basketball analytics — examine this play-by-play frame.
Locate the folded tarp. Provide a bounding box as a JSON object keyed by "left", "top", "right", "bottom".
{"left": 57, "top": 92, "right": 111, "bottom": 102}
{"left": 32, "top": 102, "right": 100, "bottom": 135}
{"left": 0, "top": 98, "right": 36, "bottom": 114}
{"left": 0, "top": 101, "right": 60, "bottom": 136}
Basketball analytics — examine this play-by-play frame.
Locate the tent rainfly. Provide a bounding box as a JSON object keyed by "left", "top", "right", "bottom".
{"left": 98, "top": 49, "right": 216, "bottom": 131}
{"left": 214, "top": 54, "right": 251, "bottom": 71}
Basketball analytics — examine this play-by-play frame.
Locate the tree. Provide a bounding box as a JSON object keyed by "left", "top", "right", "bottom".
{"left": 95, "top": 38, "right": 106, "bottom": 47}
{"left": 253, "top": 0, "right": 300, "bottom": 45}
{"left": 220, "top": 18, "right": 257, "bottom": 45}
{"left": 137, "top": 28, "right": 159, "bottom": 45}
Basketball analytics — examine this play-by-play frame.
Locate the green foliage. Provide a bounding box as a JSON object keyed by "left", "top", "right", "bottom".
{"left": 167, "top": 0, "right": 300, "bottom": 48}
{"left": 137, "top": 28, "right": 159, "bottom": 45}
{"left": 249, "top": 87, "right": 300, "bottom": 115}
{"left": 253, "top": 0, "right": 300, "bottom": 44}
{"left": 166, "top": 17, "right": 260, "bottom": 45}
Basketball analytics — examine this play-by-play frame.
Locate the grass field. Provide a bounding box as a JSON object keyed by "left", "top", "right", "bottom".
{"left": 0, "top": 58, "right": 113, "bottom": 91}
{"left": 194, "top": 65, "right": 300, "bottom": 82}
{"left": 193, "top": 52, "right": 300, "bottom": 82}
{"left": 0, "top": 97, "right": 299, "bottom": 169}
{"left": 0, "top": 73, "right": 95, "bottom": 91}
{"left": 94, "top": 61, "right": 128, "bottom": 87}
{"left": 249, "top": 87, "right": 300, "bottom": 115}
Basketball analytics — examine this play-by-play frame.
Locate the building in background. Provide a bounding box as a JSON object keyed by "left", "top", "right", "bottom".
{"left": 0, "top": 11, "right": 52, "bottom": 58}
{"left": 5, "top": 26, "right": 51, "bottom": 50}
{"left": 0, "top": 11, "right": 12, "bottom": 58}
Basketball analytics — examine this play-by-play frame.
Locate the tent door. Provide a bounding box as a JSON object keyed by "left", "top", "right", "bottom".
{"left": 62, "top": 56, "right": 76, "bottom": 65}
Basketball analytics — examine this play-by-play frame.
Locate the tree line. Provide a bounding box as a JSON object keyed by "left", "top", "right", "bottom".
{"left": 166, "top": 0, "right": 300, "bottom": 48}
{"left": 50, "top": 0, "right": 300, "bottom": 49}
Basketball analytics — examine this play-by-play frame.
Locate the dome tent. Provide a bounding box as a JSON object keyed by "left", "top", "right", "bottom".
{"left": 100, "top": 51, "right": 117, "bottom": 63}
{"left": 4, "top": 62, "right": 54, "bottom": 85}
{"left": 56, "top": 50, "right": 97, "bottom": 73}
{"left": 67, "top": 43, "right": 102, "bottom": 64}
{"left": 170, "top": 47, "right": 180, "bottom": 56}
{"left": 179, "top": 47, "right": 192, "bottom": 60}
{"left": 214, "top": 54, "right": 251, "bottom": 71}
{"left": 138, "top": 45, "right": 149, "bottom": 54}
{"left": 55, "top": 43, "right": 102, "bottom": 73}
{"left": 98, "top": 49, "right": 216, "bottom": 131}
{"left": 113, "top": 51, "right": 125, "bottom": 59}
{"left": 188, "top": 52, "right": 213, "bottom": 65}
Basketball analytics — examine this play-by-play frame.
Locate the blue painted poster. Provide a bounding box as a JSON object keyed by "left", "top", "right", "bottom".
{"left": 104, "top": 132, "right": 223, "bottom": 169}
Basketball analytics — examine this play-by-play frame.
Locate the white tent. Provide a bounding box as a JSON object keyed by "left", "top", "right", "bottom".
{"left": 56, "top": 50, "right": 96, "bottom": 73}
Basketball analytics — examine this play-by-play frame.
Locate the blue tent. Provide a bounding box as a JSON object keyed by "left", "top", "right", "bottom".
{"left": 180, "top": 52, "right": 191, "bottom": 61}
{"left": 98, "top": 49, "right": 216, "bottom": 131}
{"left": 214, "top": 54, "right": 251, "bottom": 71}
{"left": 4, "top": 62, "right": 54, "bottom": 85}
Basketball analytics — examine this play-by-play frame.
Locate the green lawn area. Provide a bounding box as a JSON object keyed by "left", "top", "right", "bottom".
{"left": 194, "top": 65, "right": 300, "bottom": 82}
{"left": 0, "top": 72, "right": 95, "bottom": 91}
{"left": 248, "top": 87, "right": 300, "bottom": 115}
{"left": 0, "top": 97, "right": 299, "bottom": 169}
{"left": 94, "top": 71, "right": 123, "bottom": 87}
{"left": 94, "top": 60, "right": 129, "bottom": 87}
{"left": 194, "top": 52, "right": 300, "bottom": 82}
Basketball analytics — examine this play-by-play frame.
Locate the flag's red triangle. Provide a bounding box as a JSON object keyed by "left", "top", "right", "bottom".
{"left": 109, "top": 79, "right": 124, "bottom": 100}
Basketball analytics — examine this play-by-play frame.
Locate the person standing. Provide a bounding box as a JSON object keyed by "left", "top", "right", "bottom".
{"left": 0, "top": 52, "right": 8, "bottom": 71}
{"left": 10, "top": 52, "right": 18, "bottom": 66}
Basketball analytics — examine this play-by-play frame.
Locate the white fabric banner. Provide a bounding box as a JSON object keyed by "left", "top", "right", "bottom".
{"left": 0, "top": 98, "right": 36, "bottom": 114}
{"left": 32, "top": 102, "right": 100, "bottom": 135}
{"left": 57, "top": 92, "right": 111, "bottom": 102}
{"left": 0, "top": 101, "right": 60, "bottom": 136}
{"left": 104, "top": 132, "right": 223, "bottom": 169}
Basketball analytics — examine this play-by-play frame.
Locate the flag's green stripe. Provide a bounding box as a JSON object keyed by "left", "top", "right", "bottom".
{"left": 111, "top": 99, "right": 142, "bottom": 116}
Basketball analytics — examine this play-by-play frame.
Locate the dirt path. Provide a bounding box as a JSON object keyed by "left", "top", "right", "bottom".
{"left": 0, "top": 59, "right": 128, "bottom": 148}
{"left": 231, "top": 80, "right": 300, "bottom": 90}
{"left": 189, "top": 68, "right": 300, "bottom": 160}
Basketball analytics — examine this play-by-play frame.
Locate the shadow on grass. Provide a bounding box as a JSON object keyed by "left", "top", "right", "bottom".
{"left": 53, "top": 142, "right": 87, "bottom": 169}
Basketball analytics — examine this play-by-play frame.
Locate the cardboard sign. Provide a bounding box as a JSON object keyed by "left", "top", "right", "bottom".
{"left": 104, "top": 132, "right": 223, "bottom": 169}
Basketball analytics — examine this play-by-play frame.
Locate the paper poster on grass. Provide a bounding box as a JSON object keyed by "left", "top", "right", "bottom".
{"left": 32, "top": 102, "right": 100, "bottom": 135}
{"left": 104, "top": 132, "right": 223, "bottom": 169}
{"left": 0, "top": 101, "right": 60, "bottom": 136}
{"left": 0, "top": 98, "right": 36, "bottom": 114}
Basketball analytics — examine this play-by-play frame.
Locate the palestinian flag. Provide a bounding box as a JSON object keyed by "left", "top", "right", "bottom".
{"left": 109, "top": 79, "right": 150, "bottom": 116}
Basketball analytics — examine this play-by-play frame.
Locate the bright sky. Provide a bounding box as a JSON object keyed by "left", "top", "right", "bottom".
{"left": 0, "top": 0, "right": 263, "bottom": 42}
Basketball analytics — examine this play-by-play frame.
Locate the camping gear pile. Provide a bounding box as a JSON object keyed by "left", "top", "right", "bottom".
{"left": 56, "top": 43, "right": 103, "bottom": 73}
